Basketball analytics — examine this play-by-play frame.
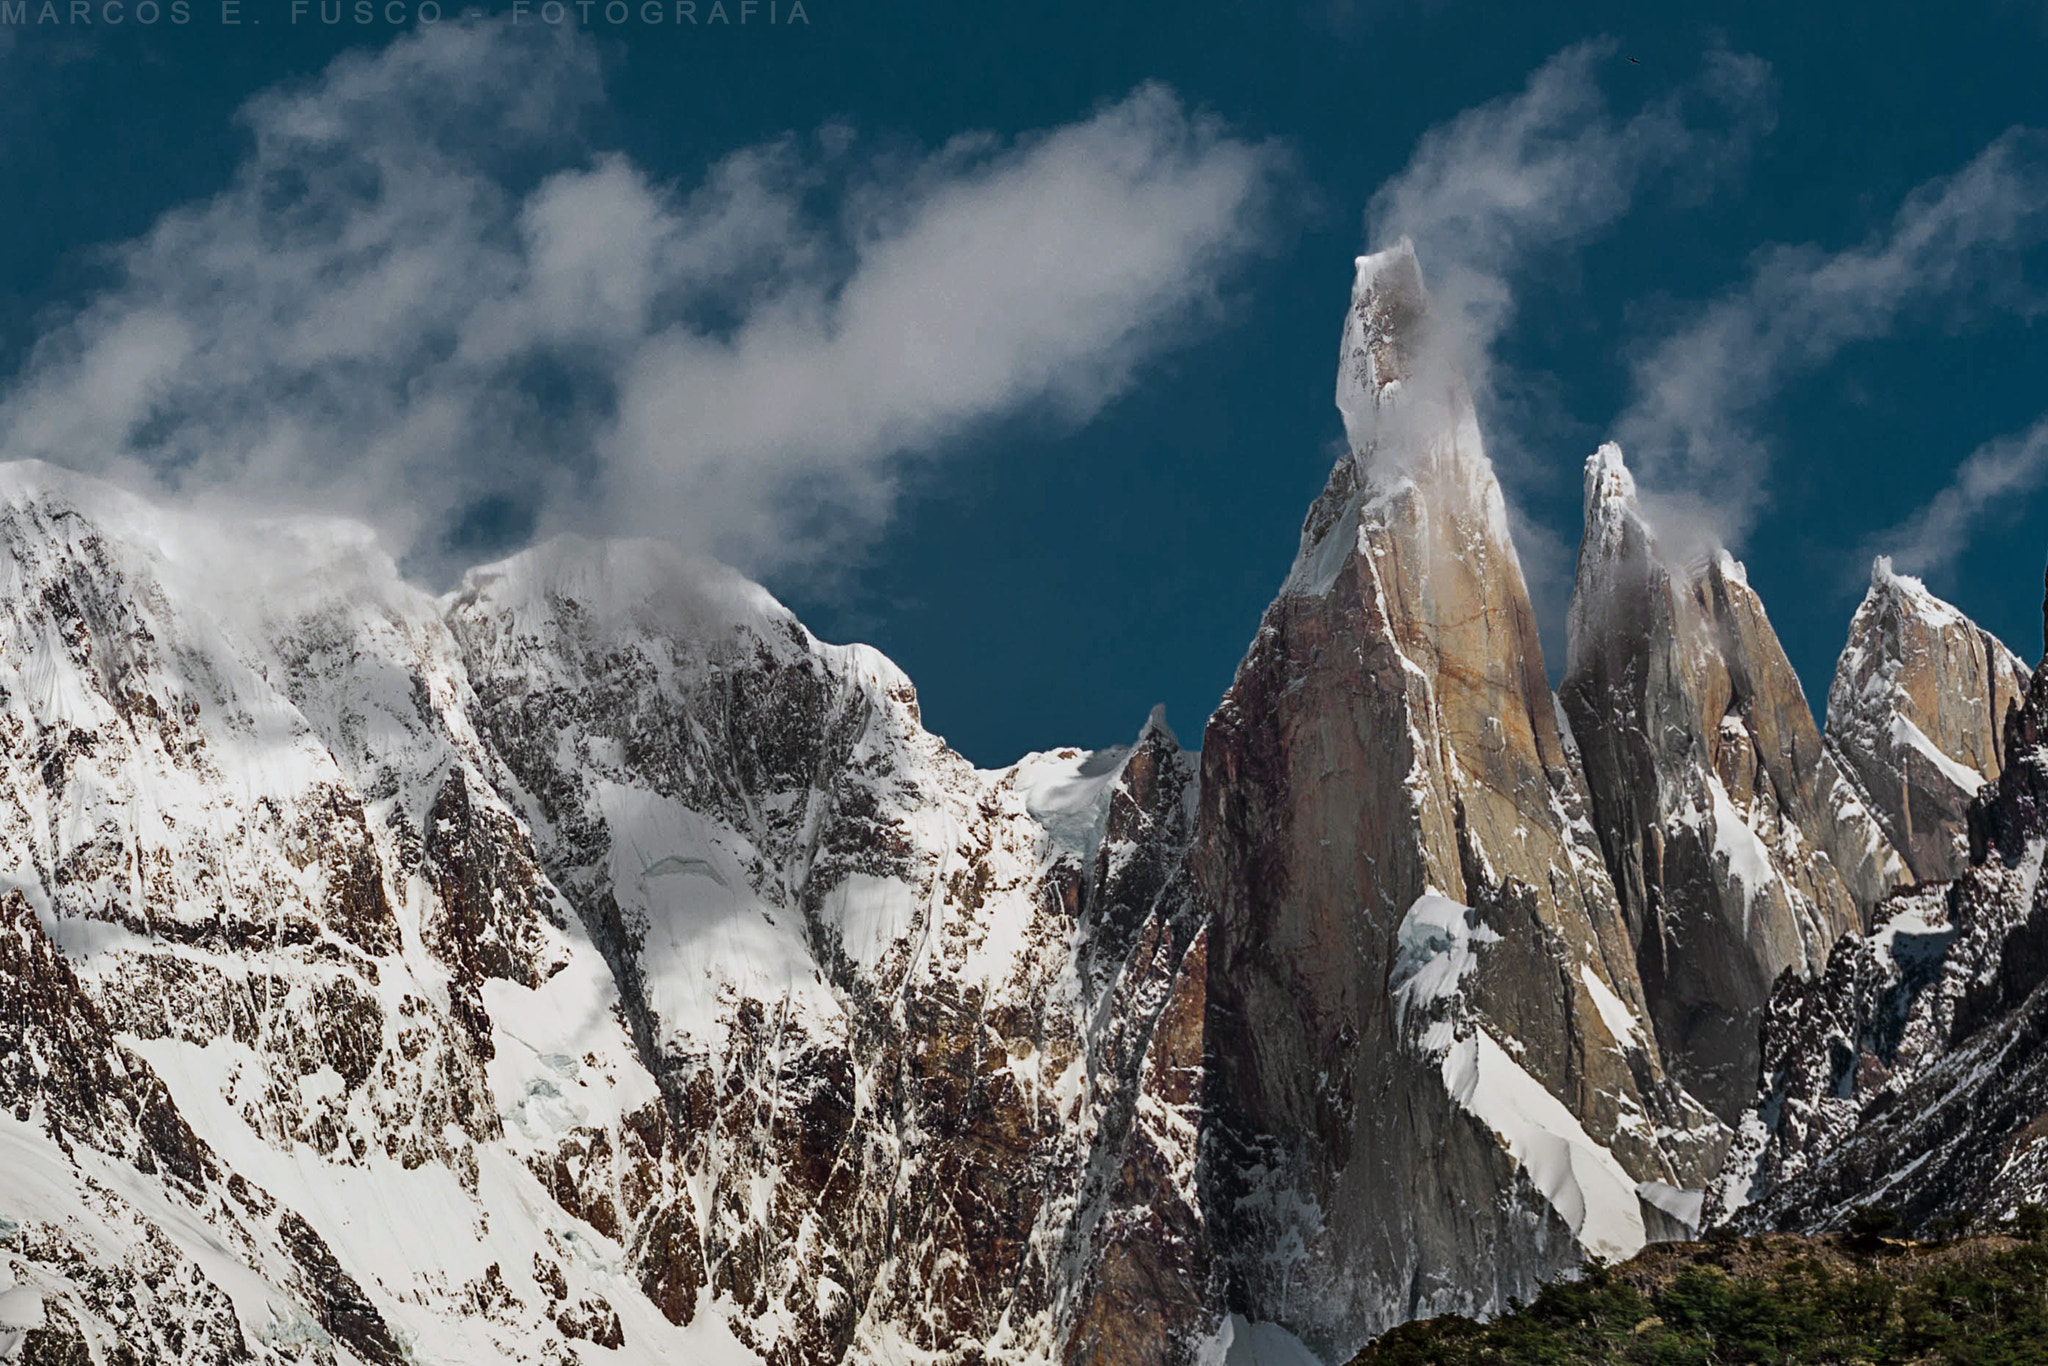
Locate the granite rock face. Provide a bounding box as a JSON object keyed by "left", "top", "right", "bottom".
{"left": 1714, "top": 580, "right": 2048, "bottom": 1234}
{"left": 1559, "top": 445, "right": 1904, "bottom": 1122}
{"left": 1824, "top": 558, "right": 2029, "bottom": 885}
{"left": 1193, "top": 244, "right": 1723, "bottom": 1363}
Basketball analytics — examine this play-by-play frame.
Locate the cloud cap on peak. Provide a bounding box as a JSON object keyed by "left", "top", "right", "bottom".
{"left": 1355, "top": 42, "right": 1775, "bottom": 664}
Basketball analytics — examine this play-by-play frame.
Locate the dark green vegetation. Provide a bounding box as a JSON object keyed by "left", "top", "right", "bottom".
{"left": 1348, "top": 1213, "right": 2048, "bottom": 1366}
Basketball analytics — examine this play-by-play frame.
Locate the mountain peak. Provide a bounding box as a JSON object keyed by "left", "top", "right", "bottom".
{"left": 1865, "top": 555, "right": 1961, "bottom": 625}
{"left": 1579, "top": 443, "right": 1649, "bottom": 549}
{"left": 1584, "top": 441, "right": 1638, "bottom": 509}
{"left": 446, "top": 532, "right": 794, "bottom": 646}
{"left": 1295, "top": 240, "right": 1508, "bottom": 597}
{"left": 1335, "top": 237, "right": 1431, "bottom": 447}
{"left": 1568, "top": 444, "right": 1659, "bottom": 654}
{"left": 1562, "top": 439, "right": 1904, "bottom": 1118}
{"left": 1824, "top": 558, "right": 2026, "bottom": 882}
{"left": 1140, "top": 700, "right": 1180, "bottom": 748}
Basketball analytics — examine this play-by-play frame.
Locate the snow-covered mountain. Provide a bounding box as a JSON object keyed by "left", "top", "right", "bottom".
{"left": 1824, "top": 558, "right": 2029, "bottom": 885}
{"left": 2, "top": 243, "right": 2043, "bottom": 1366}
{"left": 0, "top": 466, "right": 1213, "bottom": 1365}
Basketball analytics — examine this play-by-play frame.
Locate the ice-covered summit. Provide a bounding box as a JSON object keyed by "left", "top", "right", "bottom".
{"left": 1585, "top": 440, "right": 1638, "bottom": 505}
{"left": 1291, "top": 239, "right": 1513, "bottom": 601}
{"left": 1331, "top": 239, "right": 1491, "bottom": 497}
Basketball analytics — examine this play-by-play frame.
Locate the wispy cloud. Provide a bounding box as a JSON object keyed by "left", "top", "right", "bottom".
{"left": 1613, "top": 128, "right": 2048, "bottom": 563}
{"left": 1361, "top": 39, "right": 1773, "bottom": 647}
{"left": 0, "top": 23, "right": 1285, "bottom": 582}
{"left": 1869, "top": 412, "right": 2048, "bottom": 582}
{"left": 1368, "top": 39, "right": 1774, "bottom": 410}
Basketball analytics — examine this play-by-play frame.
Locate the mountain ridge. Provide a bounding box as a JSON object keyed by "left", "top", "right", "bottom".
{"left": 0, "top": 247, "right": 2043, "bottom": 1366}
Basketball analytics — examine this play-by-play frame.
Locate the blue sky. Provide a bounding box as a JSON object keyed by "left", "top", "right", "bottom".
{"left": 3, "top": 1, "right": 2047, "bottom": 764}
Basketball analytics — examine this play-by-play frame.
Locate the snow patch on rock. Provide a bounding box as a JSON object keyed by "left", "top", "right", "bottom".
{"left": 1440, "top": 1029, "right": 1648, "bottom": 1262}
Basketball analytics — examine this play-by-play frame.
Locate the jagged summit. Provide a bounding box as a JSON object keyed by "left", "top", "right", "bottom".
{"left": 1719, "top": 564, "right": 2048, "bottom": 1235}
{"left": 1331, "top": 239, "right": 1491, "bottom": 492}
{"left": 1586, "top": 440, "right": 1637, "bottom": 503}
{"left": 1561, "top": 441, "right": 1903, "bottom": 1121}
{"left": 1202, "top": 272, "right": 1722, "bottom": 1359}
{"left": 1824, "top": 556, "right": 2028, "bottom": 884}
{"left": 1293, "top": 241, "right": 1514, "bottom": 606}
{"left": 1566, "top": 443, "right": 1655, "bottom": 663}
{"left": 1572, "top": 442, "right": 1753, "bottom": 602}
{"left": 1865, "top": 556, "right": 1968, "bottom": 632}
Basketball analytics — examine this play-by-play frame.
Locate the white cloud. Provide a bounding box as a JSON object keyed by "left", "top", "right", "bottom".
{"left": 1361, "top": 40, "right": 1773, "bottom": 651}
{"left": 604, "top": 84, "right": 1283, "bottom": 564}
{"left": 1367, "top": 40, "right": 1773, "bottom": 426}
{"left": 0, "top": 23, "right": 1283, "bottom": 581}
{"left": 1871, "top": 412, "right": 2048, "bottom": 582}
{"left": 1613, "top": 128, "right": 2048, "bottom": 562}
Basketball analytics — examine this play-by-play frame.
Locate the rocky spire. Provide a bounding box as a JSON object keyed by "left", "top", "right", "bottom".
{"left": 1717, "top": 555, "right": 2048, "bottom": 1235}
{"left": 1560, "top": 444, "right": 1905, "bottom": 1122}
{"left": 1195, "top": 250, "right": 1721, "bottom": 1361}
{"left": 1824, "top": 557, "right": 2029, "bottom": 884}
